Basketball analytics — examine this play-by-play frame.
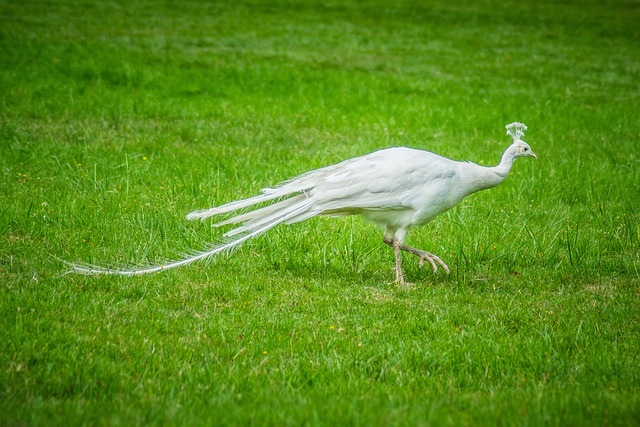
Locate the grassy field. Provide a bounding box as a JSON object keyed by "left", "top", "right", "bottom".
{"left": 1, "top": 0, "right": 639, "bottom": 425}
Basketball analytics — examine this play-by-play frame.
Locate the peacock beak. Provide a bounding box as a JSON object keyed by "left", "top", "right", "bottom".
{"left": 530, "top": 150, "right": 537, "bottom": 159}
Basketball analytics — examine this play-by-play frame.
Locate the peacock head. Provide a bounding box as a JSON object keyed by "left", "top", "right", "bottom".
{"left": 511, "top": 140, "right": 537, "bottom": 159}
{"left": 505, "top": 122, "right": 537, "bottom": 160}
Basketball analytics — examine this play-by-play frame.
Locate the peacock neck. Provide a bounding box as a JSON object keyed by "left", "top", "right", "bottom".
{"left": 492, "top": 148, "right": 516, "bottom": 180}
{"left": 461, "top": 150, "right": 513, "bottom": 195}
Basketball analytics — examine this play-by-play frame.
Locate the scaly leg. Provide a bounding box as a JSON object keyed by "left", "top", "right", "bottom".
{"left": 392, "top": 238, "right": 405, "bottom": 284}
{"left": 383, "top": 237, "right": 450, "bottom": 276}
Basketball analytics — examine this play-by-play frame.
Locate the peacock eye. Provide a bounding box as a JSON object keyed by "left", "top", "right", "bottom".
{"left": 524, "top": 147, "right": 529, "bottom": 151}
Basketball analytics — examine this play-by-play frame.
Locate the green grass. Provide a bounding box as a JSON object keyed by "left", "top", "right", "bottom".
{"left": 1, "top": 0, "right": 639, "bottom": 425}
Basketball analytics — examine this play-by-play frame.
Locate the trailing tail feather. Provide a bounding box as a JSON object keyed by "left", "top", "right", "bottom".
{"left": 185, "top": 186, "right": 295, "bottom": 221}
{"left": 68, "top": 191, "right": 317, "bottom": 276}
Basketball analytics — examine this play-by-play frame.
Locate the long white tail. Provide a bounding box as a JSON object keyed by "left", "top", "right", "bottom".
{"left": 185, "top": 186, "right": 295, "bottom": 221}
{"left": 68, "top": 192, "right": 318, "bottom": 276}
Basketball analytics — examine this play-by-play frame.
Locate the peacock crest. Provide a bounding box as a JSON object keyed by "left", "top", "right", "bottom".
{"left": 505, "top": 122, "right": 528, "bottom": 141}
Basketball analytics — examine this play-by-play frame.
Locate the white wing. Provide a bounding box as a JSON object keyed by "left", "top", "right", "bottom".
{"left": 276, "top": 147, "right": 461, "bottom": 224}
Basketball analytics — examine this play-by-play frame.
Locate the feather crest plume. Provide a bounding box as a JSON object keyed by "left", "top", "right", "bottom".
{"left": 505, "top": 122, "right": 527, "bottom": 141}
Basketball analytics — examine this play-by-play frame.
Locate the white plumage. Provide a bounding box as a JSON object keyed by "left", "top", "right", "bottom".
{"left": 70, "top": 122, "right": 536, "bottom": 283}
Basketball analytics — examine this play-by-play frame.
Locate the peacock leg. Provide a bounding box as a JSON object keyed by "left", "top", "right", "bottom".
{"left": 383, "top": 236, "right": 405, "bottom": 284}
{"left": 393, "top": 239, "right": 405, "bottom": 284}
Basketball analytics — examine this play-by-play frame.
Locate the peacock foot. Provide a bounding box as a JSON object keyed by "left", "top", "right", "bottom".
{"left": 414, "top": 250, "right": 450, "bottom": 274}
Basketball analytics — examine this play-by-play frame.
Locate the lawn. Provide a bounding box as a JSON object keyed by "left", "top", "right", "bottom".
{"left": 1, "top": 0, "right": 639, "bottom": 425}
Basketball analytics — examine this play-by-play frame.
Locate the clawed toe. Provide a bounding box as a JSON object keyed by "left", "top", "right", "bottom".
{"left": 417, "top": 252, "right": 450, "bottom": 274}
{"left": 384, "top": 237, "right": 451, "bottom": 281}
{"left": 417, "top": 254, "right": 436, "bottom": 272}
